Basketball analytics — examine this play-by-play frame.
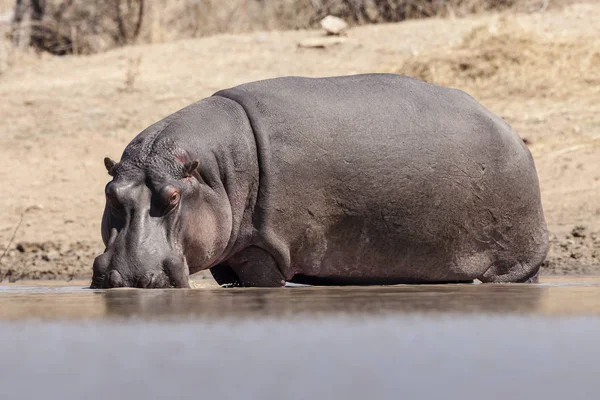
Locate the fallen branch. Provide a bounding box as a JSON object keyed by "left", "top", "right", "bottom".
{"left": 0, "top": 214, "right": 25, "bottom": 271}
{"left": 0, "top": 205, "right": 38, "bottom": 272}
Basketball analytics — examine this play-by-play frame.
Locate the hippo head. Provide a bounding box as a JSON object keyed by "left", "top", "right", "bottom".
{"left": 91, "top": 148, "right": 233, "bottom": 289}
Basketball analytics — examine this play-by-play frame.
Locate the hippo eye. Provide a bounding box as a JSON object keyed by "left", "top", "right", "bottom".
{"left": 169, "top": 191, "right": 180, "bottom": 206}
{"left": 159, "top": 185, "right": 181, "bottom": 214}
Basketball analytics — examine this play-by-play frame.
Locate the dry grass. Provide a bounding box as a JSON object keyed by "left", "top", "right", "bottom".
{"left": 142, "top": 0, "right": 316, "bottom": 42}
{"left": 393, "top": 18, "right": 600, "bottom": 99}
{"left": 0, "top": 40, "right": 43, "bottom": 76}
{"left": 0, "top": 0, "right": 12, "bottom": 13}
{"left": 3, "top": 0, "right": 569, "bottom": 56}
{"left": 119, "top": 55, "right": 142, "bottom": 93}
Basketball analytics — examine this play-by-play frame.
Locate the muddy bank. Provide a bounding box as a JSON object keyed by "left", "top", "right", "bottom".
{"left": 0, "top": 241, "right": 101, "bottom": 282}
{"left": 1, "top": 225, "right": 597, "bottom": 282}
{"left": 0, "top": 241, "right": 216, "bottom": 282}
{"left": 543, "top": 226, "right": 600, "bottom": 275}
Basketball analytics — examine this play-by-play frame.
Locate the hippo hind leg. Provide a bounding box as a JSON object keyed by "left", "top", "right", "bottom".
{"left": 479, "top": 260, "right": 541, "bottom": 284}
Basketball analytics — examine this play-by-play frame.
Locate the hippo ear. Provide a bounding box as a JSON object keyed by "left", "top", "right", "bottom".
{"left": 183, "top": 160, "right": 199, "bottom": 177}
{"left": 104, "top": 157, "right": 116, "bottom": 176}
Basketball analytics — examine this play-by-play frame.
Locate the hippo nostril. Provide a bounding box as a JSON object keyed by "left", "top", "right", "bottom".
{"left": 153, "top": 272, "right": 170, "bottom": 288}
{"left": 137, "top": 272, "right": 155, "bottom": 288}
{"left": 106, "top": 270, "right": 125, "bottom": 288}
{"left": 136, "top": 271, "right": 171, "bottom": 289}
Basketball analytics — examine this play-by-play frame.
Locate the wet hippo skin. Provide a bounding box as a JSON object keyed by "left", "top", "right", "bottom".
{"left": 92, "top": 74, "right": 548, "bottom": 288}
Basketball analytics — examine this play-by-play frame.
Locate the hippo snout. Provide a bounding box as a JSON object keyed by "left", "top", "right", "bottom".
{"left": 91, "top": 251, "right": 190, "bottom": 289}
{"left": 94, "top": 268, "right": 174, "bottom": 289}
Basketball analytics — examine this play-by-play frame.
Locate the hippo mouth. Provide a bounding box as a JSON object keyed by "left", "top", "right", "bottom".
{"left": 91, "top": 251, "right": 192, "bottom": 289}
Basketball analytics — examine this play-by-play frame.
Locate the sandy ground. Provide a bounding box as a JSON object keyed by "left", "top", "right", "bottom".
{"left": 0, "top": 2, "right": 598, "bottom": 281}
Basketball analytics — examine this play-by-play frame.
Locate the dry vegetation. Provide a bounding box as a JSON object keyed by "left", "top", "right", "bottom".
{"left": 394, "top": 19, "right": 600, "bottom": 99}
{"left": 4, "top": 0, "right": 559, "bottom": 55}
{"left": 0, "top": 1, "right": 598, "bottom": 281}
{"left": 0, "top": 0, "right": 577, "bottom": 75}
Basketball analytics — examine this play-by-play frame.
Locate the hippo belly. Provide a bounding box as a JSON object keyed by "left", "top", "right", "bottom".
{"left": 213, "top": 74, "right": 548, "bottom": 285}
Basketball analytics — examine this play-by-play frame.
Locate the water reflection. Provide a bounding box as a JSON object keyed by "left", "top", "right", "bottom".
{"left": 2, "top": 279, "right": 600, "bottom": 320}
{"left": 102, "top": 285, "right": 550, "bottom": 319}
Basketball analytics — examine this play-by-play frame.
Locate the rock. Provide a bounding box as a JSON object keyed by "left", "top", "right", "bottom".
{"left": 42, "top": 251, "right": 59, "bottom": 262}
{"left": 298, "top": 36, "right": 347, "bottom": 49}
{"left": 320, "top": 15, "right": 348, "bottom": 36}
{"left": 571, "top": 225, "right": 586, "bottom": 238}
{"left": 25, "top": 204, "right": 44, "bottom": 212}
{"left": 59, "top": 243, "right": 70, "bottom": 255}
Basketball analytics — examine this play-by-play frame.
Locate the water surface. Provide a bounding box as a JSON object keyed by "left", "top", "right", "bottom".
{"left": 1, "top": 276, "right": 600, "bottom": 320}
{"left": 1, "top": 276, "right": 600, "bottom": 400}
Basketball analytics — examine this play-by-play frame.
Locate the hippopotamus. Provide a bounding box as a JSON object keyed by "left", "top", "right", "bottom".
{"left": 91, "top": 73, "right": 548, "bottom": 289}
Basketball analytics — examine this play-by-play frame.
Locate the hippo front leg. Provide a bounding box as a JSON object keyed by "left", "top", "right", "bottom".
{"left": 210, "top": 264, "right": 241, "bottom": 288}
{"left": 218, "top": 246, "right": 286, "bottom": 288}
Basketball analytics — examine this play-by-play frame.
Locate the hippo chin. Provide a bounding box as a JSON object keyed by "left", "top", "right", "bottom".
{"left": 91, "top": 74, "right": 548, "bottom": 289}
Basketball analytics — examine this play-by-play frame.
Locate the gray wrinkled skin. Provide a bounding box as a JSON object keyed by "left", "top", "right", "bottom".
{"left": 92, "top": 74, "right": 548, "bottom": 288}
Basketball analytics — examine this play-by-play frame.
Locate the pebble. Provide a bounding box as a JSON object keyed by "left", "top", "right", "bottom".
{"left": 320, "top": 15, "right": 348, "bottom": 35}
{"left": 42, "top": 251, "right": 59, "bottom": 262}
{"left": 571, "top": 225, "right": 586, "bottom": 238}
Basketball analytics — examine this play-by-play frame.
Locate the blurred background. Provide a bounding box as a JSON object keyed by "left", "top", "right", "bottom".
{"left": 0, "top": 0, "right": 598, "bottom": 282}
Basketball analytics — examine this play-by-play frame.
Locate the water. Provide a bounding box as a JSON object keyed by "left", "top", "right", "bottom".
{"left": 1, "top": 277, "right": 600, "bottom": 399}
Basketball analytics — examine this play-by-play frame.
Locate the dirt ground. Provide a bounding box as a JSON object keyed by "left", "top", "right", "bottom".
{"left": 0, "top": 2, "right": 598, "bottom": 282}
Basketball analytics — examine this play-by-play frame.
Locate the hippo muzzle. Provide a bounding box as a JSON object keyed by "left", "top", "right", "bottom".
{"left": 92, "top": 249, "right": 190, "bottom": 289}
